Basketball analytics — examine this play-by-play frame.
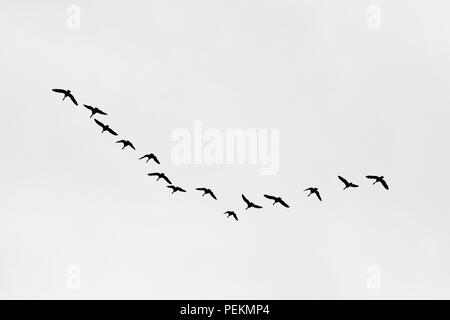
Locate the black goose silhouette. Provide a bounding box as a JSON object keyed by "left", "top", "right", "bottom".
{"left": 366, "top": 175, "right": 389, "bottom": 190}
{"left": 83, "top": 104, "right": 107, "bottom": 118}
{"left": 52, "top": 89, "right": 78, "bottom": 106}
{"left": 224, "top": 211, "right": 238, "bottom": 221}
{"left": 167, "top": 185, "right": 186, "bottom": 194}
{"left": 147, "top": 172, "right": 172, "bottom": 184}
{"left": 196, "top": 188, "right": 217, "bottom": 200}
{"left": 242, "top": 194, "right": 263, "bottom": 210}
{"left": 263, "top": 194, "right": 290, "bottom": 208}
{"left": 116, "top": 140, "right": 136, "bottom": 150}
{"left": 338, "top": 176, "right": 359, "bottom": 190}
{"left": 304, "top": 187, "right": 322, "bottom": 201}
{"left": 94, "top": 119, "right": 118, "bottom": 136}
{"left": 139, "top": 153, "right": 160, "bottom": 164}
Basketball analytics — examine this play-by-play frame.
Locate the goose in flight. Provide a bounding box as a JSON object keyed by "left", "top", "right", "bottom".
{"left": 139, "top": 153, "right": 160, "bottom": 164}
{"left": 224, "top": 211, "right": 238, "bottom": 221}
{"left": 366, "top": 175, "right": 389, "bottom": 190}
{"left": 147, "top": 172, "right": 172, "bottom": 184}
{"left": 304, "top": 187, "right": 322, "bottom": 201}
{"left": 242, "top": 194, "right": 263, "bottom": 210}
{"left": 167, "top": 185, "right": 186, "bottom": 194}
{"left": 94, "top": 119, "right": 118, "bottom": 136}
{"left": 52, "top": 88, "right": 78, "bottom": 106}
{"left": 338, "top": 176, "right": 359, "bottom": 190}
{"left": 196, "top": 188, "right": 217, "bottom": 200}
{"left": 83, "top": 104, "right": 107, "bottom": 118}
{"left": 116, "top": 140, "right": 136, "bottom": 150}
{"left": 263, "top": 194, "right": 290, "bottom": 208}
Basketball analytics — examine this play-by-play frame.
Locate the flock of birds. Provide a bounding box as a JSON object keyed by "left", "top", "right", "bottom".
{"left": 52, "top": 88, "right": 390, "bottom": 222}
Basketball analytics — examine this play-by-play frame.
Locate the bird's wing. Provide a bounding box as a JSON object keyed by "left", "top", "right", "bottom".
{"left": 381, "top": 179, "right": 389, "bottom": 190}
{"left": 304, "top": 188, "right": 312, "bottom": 192}
{"left": 210, "top": 191, "right": 217, "bottom": 200}
{"left": 116, "top": 140, "right": 125, "bottom": 144}
{"left": 139, "top": 155, "right": 147, "bottom": 160}
{"left": 153, "top": 156, "right": 160, "bottom": 164}
{"left": 130, "top": 143, "right": 136, "bottom": 150}
{"left": 97, "top": 109, "right": 108, "bottom": 115}
{"left": 162, "top": 176, "right": 172, "bottom": 184}
{"left": 253, "top": 204, "right": 263, "bottom": 209}
{"left": 68, "top": 93, "right": 78, "bottom": 105}
{"left": 167, "top": 186, "right": 175, "bottom": 190}
{"left": 196, "top": 188, "right": 206, "bottom": 192}
{"left": 279, "top": 199, "right": 290, "bottom": 208}
{"left": 232, "top": 213, "right": 238, "bottom": 221}
{"left": 338, "top": 176, "right": 349, "bottom": 185}
{"left": 264, "top": 194, "right": 276, "bottom": 200}
{"left": 94, "top": 119, "right": 105, "bottom": 128}
{"left": 316, "top": 192, "right": 322, "bottom": 201}
{"left": 52, "top": 89, "right": 66, "bottom": 93}
{"left": 351, "top": 183, "right": 359, "bottom": 188}
{"left": 83, "top": 104, "right": 94, "bottom": 111}
{"left": 147, "top": 173, "right": 158, "bottom": 177}
{"left": 108, "top": 128, "right": 118, "bottom": 136}
{"left": 366, "top": 175, "right": 378, "bottom": 180}
{"left": 242, "top": 194, "right": 250, "bottom": 205}
{"left": 180, "top": 188, "right": 187, "bottom": 192}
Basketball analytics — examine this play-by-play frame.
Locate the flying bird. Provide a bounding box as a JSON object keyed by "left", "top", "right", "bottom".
{"left": 263, "top": 194, "right": 290, "bottom": 208}
{"left": 196, "top": 188, "right": 217, "bottom": 200}
{"left": 366, "top": 175, "right": 389, "bottom": 190}
{"left": 94, "top": 119, "right": 118, "bottom": 136}
{"left": 147, "top": 172, "right": 172, "bottom": 184}
{"left": 52, "top": 88, "right": 78, "bottom": 106}
{"left": 83, "top": 104, "right": 107, "bottom": 118}
{"left": 304, "top": 187, "right": 322, "bottom": 201}
{"left": 241, "top": 194, "right": 263, "bottom": 210}
{"left": 139, "top": 153, "right": 160, "bottom": 164}
{"left": 338, "top": 176, "right": 359, "bottom": 190}
{"left": 116, "top": 140, "right": 136, "bottom": 150}
{"left": 167, "top": 185, "right": 186, "bottom": 194}
{"left": 224, "top": 211, "right": 238, "bottom": 221}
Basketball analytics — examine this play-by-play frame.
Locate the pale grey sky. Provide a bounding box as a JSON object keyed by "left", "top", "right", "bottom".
{"left": 0, "top": 0, "right": 450, "bottom": 299}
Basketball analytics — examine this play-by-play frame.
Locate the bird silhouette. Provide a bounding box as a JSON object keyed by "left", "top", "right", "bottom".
{"left": 52, "top": 89, "right": 78, "bottom": 106}
{"left": 196, "top": 188, "right": 217, "bottom": 200}
{"left": 304, "top": 187, "right": 322, "bottom": 201}
{"left": 116, "top": 140, "right": 136, "bottom": 150}
{"left": 94, "top": 119, "right": 118, "bottom": 136}
{"left": 147, "top": 172, "right": 172, "bottom": 184}
{"left": 338, "top": 176, "right": 359, "bottom": 190}
{"left": 366, "top": 175, "right": 389, "bottom": 190}
{"left": 139, "top": 153, "right": 160, "bottom": 164}
{"left": 167, "top": 185, "right": 186, "bottom": 194}
{"left": 263, "top": 194, "right": 290, "bottom": 208}
{"left": 224, "top": 211, "right": 238, "bottom": 221}
{"left": 83, "top": 104, "right": 107, "bottom": 118}
{"left": 242, "top": 194, "right": 263, "bottom": 210}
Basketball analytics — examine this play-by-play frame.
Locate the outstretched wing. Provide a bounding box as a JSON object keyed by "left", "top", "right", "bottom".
{"left": 52, "top": 88, "right": 66, "bottom": 94}
{"left": 180, "top": 188, "right": 187, "bottom": 192}
{"left": 162, "top": 175, "right": 172, "bottom": 184}
{"left": 252, "top": 204, "right": 263, "bottom": 209}
{"left": 366, "top": 175, "right": 378, "bottom": 180}
{"left": 129, "top": 143, "right": 136, "bottom": 150}
{"left": 196, "top": 188, "right": 206, "bottom": 192}
{"left": 338, "top": 176, "right": 349, "bottom": 185}
{"left": 116, "top": 140, "right": 125, "bottom": 144}
{"left": 241, "top": 194, "right": 250, "bottom": 205}
{"left": 107, "top": 128, "right": 118, "bottom": 136}
{"left": 264, "top": 194, "right": 276, "bottom": 201}
{"left": 231, "top": 213, "right": 238, "bottom": 221}
{"left": 68, "top": 93, "right": 78, "bottom": 106}
{"left": 148, "top": 173, "right": 158, "bottom": 177}
{"left": 167, "top": 185, "right": 175, "bottom": 191}
{"left": 83, "top": 104, "right": 94, "bottom": 111}
{"left": 304, "top": 188, "right": 312, "bottom": 192}
{"left": 380, "top": 179, "right": 389, "bottom": 190}
{"left": 94, "top": 119, "right": 105, "bottom": 128}
{"left": 279, "top": 199, "right": 290, "bottom": 208}
{"left": 209, "top": 191, "right": 217, "bottom": 200}
{"left": 316, "top": 192, "right": 322, "bottom": 201}
{"left": 152, "top": 155, "right": 160, "bottom": 164}
{"left": 139, "top": 155, "right": 148, "bottom": 160}
{"left": 97, "top": 109, "right": 108, "bottom": 116}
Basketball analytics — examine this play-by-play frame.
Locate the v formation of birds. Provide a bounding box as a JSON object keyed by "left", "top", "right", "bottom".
{"left": 53, "top": 88, "right": 390, "bottom": 222}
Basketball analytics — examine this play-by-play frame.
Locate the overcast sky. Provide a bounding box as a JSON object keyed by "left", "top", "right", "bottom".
{"left": 1, "top": 0, "right": 450, "bottom": 299}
